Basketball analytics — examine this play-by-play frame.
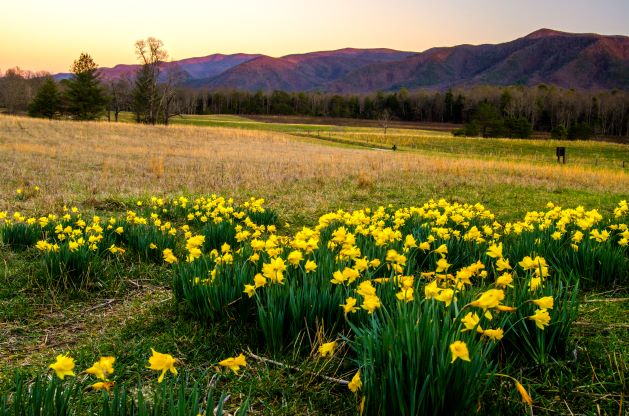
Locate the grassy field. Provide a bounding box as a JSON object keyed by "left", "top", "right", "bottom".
{"left": 1, "top": 115, "right": 628, "bottom": 415}
{"left": 115, "top": 112, "right": 629, "bottom": 169}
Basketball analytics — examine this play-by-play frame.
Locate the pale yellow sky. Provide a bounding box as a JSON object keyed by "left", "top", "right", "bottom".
{"left": 1, "top": 0, "right": 627, "bottom": 73}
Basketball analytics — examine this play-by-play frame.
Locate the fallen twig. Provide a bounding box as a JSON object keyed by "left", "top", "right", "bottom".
{"left": 85, "top": 299, "right": 117, "bottom": 312}
{"left": 245, "top": 350, "right": 349, "bottom": 385}
{"left": 583, "top": 298, "right": 628, "bottom": 303}
{"left": 574, "top": 322, "right": 629, "bottom": 328}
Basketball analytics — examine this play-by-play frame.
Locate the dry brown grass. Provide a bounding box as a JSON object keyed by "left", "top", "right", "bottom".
{"left": 0, "top": 116, "right": 628, "bottom": 220}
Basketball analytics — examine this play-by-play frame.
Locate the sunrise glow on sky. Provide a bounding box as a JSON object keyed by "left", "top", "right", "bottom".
{"left": 1, "top": 0, "right": 628, "bottom": 74}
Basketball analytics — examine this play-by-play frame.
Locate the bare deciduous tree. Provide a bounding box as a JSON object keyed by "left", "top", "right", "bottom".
{"left": 378, "top": 108, "right": 392, "bottom": 136}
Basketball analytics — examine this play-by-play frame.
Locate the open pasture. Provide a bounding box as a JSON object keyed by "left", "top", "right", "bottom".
{"left": 0, "top": 115, "right": 628, "bottom": 415}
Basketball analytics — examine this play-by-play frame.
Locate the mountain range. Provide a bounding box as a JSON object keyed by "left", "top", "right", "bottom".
{"left": 55, "top": 29, "right": 629, "bottom": 92}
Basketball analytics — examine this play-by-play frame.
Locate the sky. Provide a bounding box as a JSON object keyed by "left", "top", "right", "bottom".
{"left": 1, "top": 0, "right": 628, "bottom": 74}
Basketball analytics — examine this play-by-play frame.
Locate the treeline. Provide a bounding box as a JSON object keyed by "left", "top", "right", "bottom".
{"left": 196, "top": 87, "right": 629, "bottom": 138}
{"left": 2, "top": 45, "right": 629, "bottom": 138}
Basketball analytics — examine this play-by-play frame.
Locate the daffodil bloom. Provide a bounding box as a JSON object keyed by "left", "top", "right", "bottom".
{"left": 396, "top": 287, "right": 414, "bottom": 303}
{"left": 304, "top": 260, "right": 317, "bottom": 273}
{"left": 287, "top": 250, "right": 303, "bottom": 266}
{"left": 515, "top": 381, "right": 533, "bottom": 405}
{"left": 486, "top": 242, "right": 503, "bottom": 259}
{"left": 163, "top": 249, "right": 178, "bottom": 264}
{"left": 424, "top": 280, "right": 440, "bottom": 299}
{"left": 341, "top": 297, "right": 358, "bottom": 315}
{"left": 49, "top": 354, "right": 76, "bottom": 380}
{"left": 435, "top": 257, "right": 451, "bottom": 273}
{"left": 331, "top": 270, "right": 347, "bottom": 285}
{"left": 495, "top": 272, "right": 514, "bottom": 288}
{"left": 219, "top": 353, "right": 247, "bottom": 374}
{"left": 529, "top": 308, "right": 551, "bottom": 330}
{"left": 243, "top": 284, "right": 256, "bottom": 297}
{"left": 36, "top": 240, "right": 50, "bottom": 251}
{"left": 254, "top": 273, "right": 267, "bottom": 288}
{"left": 319, "top": 341, "right": 336, "bottom": 357}
{"left": 91, "top": 381, "right": 115, "bottom": 392}
{"left": 418, "top": 241, "right": 431, "bottom": 251}
{"left": 434, "top": 288, "right": 454, "bottom": 307}
{"left": 356, "top": 281, "right": 376, "bottom": 297}
{"left": 528, "top": 277, "right": 542, "bottom": 291}
{"left": 482, "top": 328, "right": 504, "bottom": 341}
{"left": 433, "top": 244, "right": 448, "bottom": 256}
{"left": 261, "top": 257, "right": 286, "bottom": 284}
{"left": 461, "top": 312, "right": 483, "bottom": 333}
{"left": 361, "top": 295, "right": 381, "bottom": 314}
{"left": 148, "top": 349, "right": 178, "bottom": 383}
{"left": 368, "top": 258, "right": 381, "bottom": 268}
{"left": 348, "top": 370, "right": 362, "bottom": 393}
{"left": 68, "top": 241, "right": 79, "bottom": 252}
{"left": 449, "top": 341, "right": 471, "bottom": 363}
{"left": 85, "top": 356, "right": 115, "bottom": 380}
{"left": 532, "top": 296, "right": 554, "bottom": 309}
{"left": 469, "top": 289, "right": 505, "bottom": 311}
{"left": 495, "top": 258, "right": 512, "bottom": 271}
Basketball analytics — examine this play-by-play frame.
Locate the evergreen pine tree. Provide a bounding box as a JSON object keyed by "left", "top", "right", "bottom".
{"left": 132, "top": 64, "right": 154, "bottom": 123}
{"left": 64, "top": 53, "right": 107, "bottom": 120}
{"left": 28, "top": 77, "right": 61, "bottom": 119}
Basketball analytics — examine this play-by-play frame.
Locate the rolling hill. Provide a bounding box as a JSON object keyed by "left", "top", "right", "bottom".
{"left": 54, "top": 29, "right": 629, "bottom": 91}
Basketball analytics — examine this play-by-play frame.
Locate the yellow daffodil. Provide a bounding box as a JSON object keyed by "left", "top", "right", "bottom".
{"left": 147, "top": 349, "right": 178, "bottom": 383}
{"left": 219, "top": 353, "right": 247, "bottom": 374}
{"left": 482, "top": 328, "right": 504, "bottom": 341}
{"left": 49, "top": 354, "right": 76, "bottom": 380}
{"left": 85, "top": 356, "right": 115, "bottom": 380}
{"left": 91, "top": 381, "right": 115, "bottom": 392}
{"left": 449, "top": 341, "right": 470, "bottom": 363}
{"left": 341, "top": 297, "right": 358, "bottom": 315}
{"left": 348, "top": 370, "right": 362, "bottom": 393}
{"left": 461, "top": 312, "right": 483, "bottom": 333}
{"left": 319, "top": 341, "right": 337, "bottom": 358}
{"left": 532, "top": 296, "right": 554, "bottom": 309}
{"left": 304, "top": 260, "right": 317, "bottom": 273}
{"left": 163, "top": 248, "right": 178, "bottom": 264}
{"left": 529, "top": 309, "right": 551, "bottom": 330}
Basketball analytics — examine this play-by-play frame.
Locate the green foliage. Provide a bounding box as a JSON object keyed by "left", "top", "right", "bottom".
{"left": 200, "top": 222, "right": 237, "bottom": 252}
{"left": 0, "top": 223, "right": 41, "bottom": 250}
{"left": 502, "top": 275, "right": 580, "bottom": 364}
{"left": 568, "top": 122, "right": 593, "bottom": 140}
{"left": 39, "top": 245, "right": 104, "bottom": 290}
{"left": 246, "top": 209, "right": 278, "bottom": 227}
{"left": 470, "top": 102, "right": 506, "bottom": 138}
{"left": 172, "top": 257, "right": 255, "bottom": 322}
{"left": 28, "top": 78, "right": 61, "bottom": 119}
{"left": 131, "top": 65, "right": 156, "bottom": 124}
{"left": 0, "top": 372, "right": 249, "bottom": 416}
{"left": 0, "top": 373, "right": 78, "bottom": 416}
{"left": 551, "top": 124, "right": 568, "bottom": 140}
{"left": 349, "top": 301, "right": 497, "bottom": 416}
{"left": 64, "top": 53, "right": 107, "bottom": 120}
{"left": 452, "top": 122, "right": 479, "bottom": 137}
{"left": 255, "top": 264, "right": 349, "bottom": 353}
{"left": 124, "top": 224, "right": 176, "bottom": 263}
{"left": 505, "top": 117, "right": 533, "bottom": 139}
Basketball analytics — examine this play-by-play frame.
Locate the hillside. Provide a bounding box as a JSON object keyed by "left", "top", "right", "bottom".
{"left": 53, "top": 29, "right": 629, "bottom": 91}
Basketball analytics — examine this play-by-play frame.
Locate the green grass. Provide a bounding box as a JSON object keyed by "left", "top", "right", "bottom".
{"left": 115, "top": 112, "right": 629, "bottom": 170}
{"left": 1, "top": 115, "right": 628, "bottom": 414}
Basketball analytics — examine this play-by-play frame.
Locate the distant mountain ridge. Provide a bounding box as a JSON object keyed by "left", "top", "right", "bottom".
{"left": 53, "top": 29, "right": 629, "bottom": 91}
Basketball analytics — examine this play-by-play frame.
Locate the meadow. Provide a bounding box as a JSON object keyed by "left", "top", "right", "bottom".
{"left": 0, "top": 115, "right": 628, "bottom": 415}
